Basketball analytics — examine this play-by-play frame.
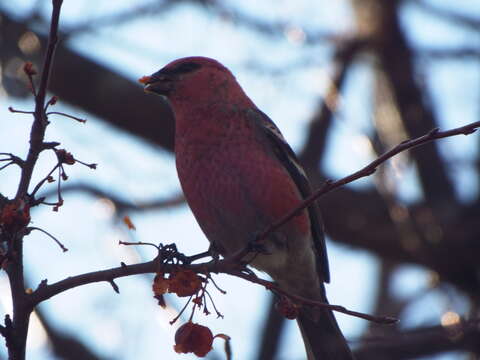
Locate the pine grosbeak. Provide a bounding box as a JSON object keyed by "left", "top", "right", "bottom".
{"left": 144, "top": 57, "right": 354, "bottom": 360}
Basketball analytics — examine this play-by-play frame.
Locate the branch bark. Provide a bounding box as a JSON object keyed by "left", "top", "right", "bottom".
{"left": 259, "top": 123, "right": 479, "bottom": 245}
{"left": 4, "top": 2, "right": 64, "bottom": 359}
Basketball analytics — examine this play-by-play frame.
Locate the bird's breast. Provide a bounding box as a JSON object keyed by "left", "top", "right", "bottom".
{"left": 175, "top": 127, "right": 311, "bottom": 250}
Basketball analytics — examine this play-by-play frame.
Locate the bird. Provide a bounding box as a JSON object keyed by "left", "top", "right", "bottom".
{"left": 143, "top": 56, "right": 354, "bottom": 360}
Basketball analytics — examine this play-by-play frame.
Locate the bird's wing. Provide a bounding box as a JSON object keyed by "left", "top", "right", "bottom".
{"left": 247, "top": 108, "right": 330, "bottom": 283}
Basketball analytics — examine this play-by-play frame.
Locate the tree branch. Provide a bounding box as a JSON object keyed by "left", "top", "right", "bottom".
{"left": 414, "top": 0, "right": 480, "bottom": 31}
{"left": 63, "top": 0, "right": 176, "bottom": 36}
{"left": 29, "top": 259, "right": 158, "bottom": 305}
{"left": 15, "top": 0, "right": 63, "bottom": 199}
{"left": 40, "top": 183, "right": 185, "bottom": 213}
{"left": 355, "top": 318, "right": 480, "bottom": 359}
{"left": 300, "top": 38, "right": 365, "bottom": 167}
{"left": 5, "top": 2, "right": 64, "bottom": 359}
{"left": 9, "top": 120, "right": 475, "bottom": 360}
{"left": 258, "top": 122, "right": 479, "bottom": 249}
{"left": 34, "top": 307, "right": 105, "bottom": 360}
{"left": 28, "top": 253, "right": 393, "bottom": 325}
{"left": 419, "top": 47, "right": 480, "bottom": 60}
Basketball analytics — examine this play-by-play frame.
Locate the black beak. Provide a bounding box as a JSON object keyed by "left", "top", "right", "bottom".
{"left": 144, "top": 73, "right": 174, "bottom": 96}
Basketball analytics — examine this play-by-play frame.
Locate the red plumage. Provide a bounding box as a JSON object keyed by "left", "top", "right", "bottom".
{"left": 144, "top": 56, "right": 354, "bottom": 360}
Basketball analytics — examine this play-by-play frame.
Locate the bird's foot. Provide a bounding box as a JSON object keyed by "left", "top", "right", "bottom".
{"left": 247, "top": 232, "right": 271, "bottom": 255}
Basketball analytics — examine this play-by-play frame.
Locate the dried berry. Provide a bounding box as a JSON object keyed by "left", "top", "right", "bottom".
{"left": 174, "top": 322, "right": 213, "bottom": 357}
{"left": 169, "top": 270, "right": 202, "bottom": 297}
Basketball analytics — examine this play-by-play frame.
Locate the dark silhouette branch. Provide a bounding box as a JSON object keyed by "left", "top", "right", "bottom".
{"left": 0, "top": 12, "right": 177, "bottom": 152}
{"left": 208, "top": 1, "right": 336, "bottom": 45}
{"left": 255, "top": 294, "right": 286, "bottom": 360}
{"left": 419, "top": 47, "right": 480, "bottom": 59}
{"left": 355, "top": 318, "right": 480, "bottom": 359}
{"left": 369, "top": 0, "right": 458, "bottom": 214}
{"left": 63, "top": 0, "right": 176, "bottom": 37}
{"left": 40, "top": 183, "right": 185, "bottom": 213}
{"left": 36, "top": 121, "right": 466, "bottom": 333}
{"left": 2, "top": 3, "right": 479, "bottom": 359}
{"left": 255, "top": 37, "right": 365, "bottom": 360}
{"left": 3, "top": 2, "right": 64, "bottom": 359}
{"left": 258, "top": 122, "right": 479, "bottom": 248}
{"left": 27, "top": 253, "right": 394, "bottom": 325}
{"left": 15, "top": 2, "right": 62, "bottom": 200}
{"left": 414, "top": 0, "right": 480, "bottom": 31}
{"left": 34, "top": 307, "right": 105, "bottom": 360}
{"left": 300, "top": 38, "right": 366, "bottom": 168}
{"left": 29, "top": 259, "right": 157, "bottom": 306}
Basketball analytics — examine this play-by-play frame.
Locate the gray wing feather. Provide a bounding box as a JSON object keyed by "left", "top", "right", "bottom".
{"left": 248, "top": 109, "right": 330, "bottom": 283}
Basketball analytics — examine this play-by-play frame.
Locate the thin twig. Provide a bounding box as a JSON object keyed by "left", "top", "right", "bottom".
{"left": 169, "top": 294, "right": 194, "bottom": 325}
{"left": 30, "top": 164, "right": 60, "bottom": 198}
{"left": 204, "top": 289, "right": 224, "bottom": 318}
{"left": 74, "top": 159, "right": 97, "bottom": 169}
{"left": 207, "top": 274, "right": 227, "bottom": 294}
{"left": 46, "top": 111, "right": 87, "bottom": 123}
{"left": 15, "top": 0, "right": 64, "bottom": 199}
{"left": 0, "top": 154, "right": 24, "bottom": 168}
{"left": 7, "top": 107, "right": 34, "bottom": 115}
{"left": 0, "top": 162, "right": 14, "bottom": 171}
{"left": 109, "top": 279, "right": 120, "bottom": 293}
{"left": 262, "top": 123, "right": 479, "bottom": 241}
{"left": 29, "top": 259, "right": 158, "bottom": 305}
{"left": 227, "top": 269, "right": 396, "bottom": 324}
{"left": 23, "top": 121, "right": 480, "bottom": 327}
{"left": 40, "top": 184, "right": 185, "bottom": 213}
{"left": 119, "top": 240, "right": 160, "bottom": 250}
{"left": 27, "top": 252, "right": 394, "bottom": 324}
{"left": 27, "top": 227, "right": 68, "bottom": 252}
{"left": 6, "top": 2, "right": 65, "bottom": 359}
{"left": 229, "top": 121, "right": 480, "bottom": 263}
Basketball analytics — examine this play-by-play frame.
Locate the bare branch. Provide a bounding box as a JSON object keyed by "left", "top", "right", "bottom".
{"left": 15, "top": 0, "right": 63, "bottom": 199}
{"left": 355, "top": 318, "right": 480, "bottom": 359}
{"left": 226, "top": 121, "right": 480, "bottom": 265}
{"left": 46, "top": 111, "right": 87, "bottom": 123}
{"left": 5, "top": 2, "right": 65, "bottom": 359}
{"left": 40, "top": 183, "right": 185, "bottom": 213}
{"left": 209, "top": 1, "right": 336, "bottom": 45}
{"left": 259, "top": 122, "right": 479, "bottom": 242}
{"left": 226, "top": 268, "right": 396, "bottom": 324}
{"left": 21, "top": 115, "right": 480, "bottom": 337}
{"left": 62, "top": 1, "right": 176, "bottom": 36}
{"left": 29, "top": 259, "right": 158, "bottom": 305}
{"left": 27, "top": 227, "right": 68, "bottom": 252}
{"left": 28, "top": 254, "right": 394, "bottom": 324}
{"left": 7, "top": 107, "right": 34, "bottom": 115}
{"left": 414, "top": 0, "right": 480, "bottom": 31}
{"left": 419, "top": 47, "right": 480, "bottom": 60}
{"left": 300, "top": 38, "right": 365, "bottom": 167}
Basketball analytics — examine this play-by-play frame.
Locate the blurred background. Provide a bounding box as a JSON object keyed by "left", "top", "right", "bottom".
{"left": 1, "top": 0, "right": 479, "bottom": 359}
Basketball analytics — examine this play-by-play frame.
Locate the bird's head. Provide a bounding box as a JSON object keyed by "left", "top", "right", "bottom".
{"left": 142, "top": 57, "right": 239, "bottom": 102}
{"left": 140, "top": 56, "right": 251, "bottom": 108}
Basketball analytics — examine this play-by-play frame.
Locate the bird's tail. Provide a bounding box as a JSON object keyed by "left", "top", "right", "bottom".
{"left": 296, "top": 292, "right": 354, "bottom": 360}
